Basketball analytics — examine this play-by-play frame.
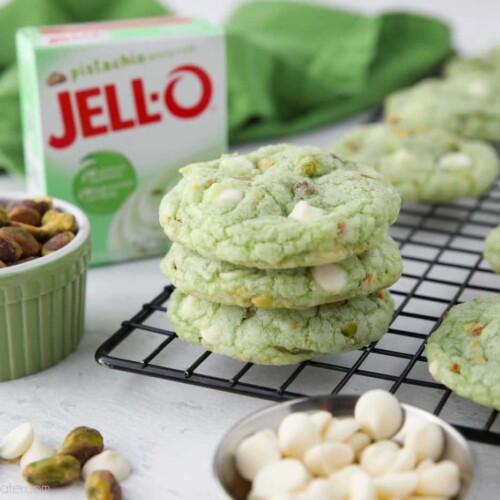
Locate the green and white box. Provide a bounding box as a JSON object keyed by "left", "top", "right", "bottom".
{"left": 17, "top": 17, "right": 227, "bottom": 265}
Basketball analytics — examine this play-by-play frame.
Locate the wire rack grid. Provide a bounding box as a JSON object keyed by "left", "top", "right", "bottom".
{"left": 96, "top": 180, "right": 500, "bottom": 445}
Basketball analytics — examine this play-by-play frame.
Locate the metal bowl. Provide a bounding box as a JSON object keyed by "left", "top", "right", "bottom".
{"left": 214, "top": 395, "right": 474, "bottom": 499}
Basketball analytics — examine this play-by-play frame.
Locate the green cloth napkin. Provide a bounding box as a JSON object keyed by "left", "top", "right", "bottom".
{"left": 227, "top": 1, "right": 452, "bottom": 142}
{"left": 0, "top": 0, "right": 452, "bottom": 175}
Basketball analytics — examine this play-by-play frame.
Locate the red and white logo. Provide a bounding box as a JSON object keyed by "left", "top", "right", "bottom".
{"left": 48, "top": 64, "right": 213, "bottom": 149}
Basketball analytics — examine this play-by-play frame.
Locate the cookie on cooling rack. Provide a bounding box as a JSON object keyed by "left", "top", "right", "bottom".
{"left": 484, "top": 226, "right": 500, "bottom": 273}
{"left": 159, "top": 144, "right": 401, "bottom": 269}
{"left": 331, "top": 124, "right": 499, "bottom": 202}
{"left": 384, "top": 76, "right": 500, "bottom": 141}
{"left": 167, "top": 288, "right": 394, "bottom": 365}
{"left": 426, "top": 295, "right": 500, "bottom": 410}
{"left": 161, "top": 236, "right": 402, "bottom": 309}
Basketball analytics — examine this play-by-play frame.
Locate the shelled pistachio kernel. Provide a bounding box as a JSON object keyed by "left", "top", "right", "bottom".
{"left": 8, "top": 205, "right": 41, "bottom": 226}
{"left": 0, "top": 227, "right": 40, "bottom": 257}
{"left": 0, "top": 234, "right": 22, "bottom": 263}
{"left": 42, "top": 231, "right": 75, "bottom": 256}
{"left": 85, "top": 470, "right": 122, "bottom": 500}
{"left": 58, "top": 426, "right": 104, "bottom": 466}
{"left": 22, "top": 454, "right": 80, "bottom": 487}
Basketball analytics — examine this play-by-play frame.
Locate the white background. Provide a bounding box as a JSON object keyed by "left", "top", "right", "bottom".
{"left": 1, "top": 0, "right": 500, "bottom": 498}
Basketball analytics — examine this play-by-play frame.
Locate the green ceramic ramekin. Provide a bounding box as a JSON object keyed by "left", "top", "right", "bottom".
{"left": 0, "top": 195, "right": 91, "bottom": 382}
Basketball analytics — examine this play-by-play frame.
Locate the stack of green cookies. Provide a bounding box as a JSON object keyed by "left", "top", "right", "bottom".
{"left": 159, "top": 144, "right": 403, "bottom": 365}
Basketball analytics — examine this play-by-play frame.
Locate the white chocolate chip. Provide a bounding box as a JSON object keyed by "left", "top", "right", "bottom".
{"left": 404, "top": 422, "right": 445, "bottom": 462}
{"left": 20, "top": 440, "right": 56, "bottom": 469}
{"left": 360, "top": 440, "right": 400, "bottom": 476}
{"left": 407, "top": 496, "right": 448, "bottom": 500}
{"left": 428, "top": 360, "right": 439, "bottom": 377}
{"left": 278, "top": 413, "right": 320, "bottom": 459}
{"left": 374, "top": 471, "right": 418, "bottom": 498}
{"left": 235, "top": 429, "right": 281, "bottom": 481}
{"left": 349, "top": 470, "right": 377, "bottom": 500}
{"left": 309, "top": 411, "right": 333, "bottom": 436}
{"left": 467, "top": 80, "right": 491, "bottom": 97}
{"left": 200, "top": 325, "right": 221, "bottom": 346}
{"left": 311, "top": 264, "right": 348, "bottom": 293}
{"left": 288, "top": 201, "right": 324, "bottom": 222}
{"left": 296, "top": 478, "right": 341, "bottom": 500}
{"left": 345, "top": 432, "right": 371, "bottom": 460}
{"left": 219, "top": 270, "right": 243, "bottom": 280}
{"left": 392, "top": 149, "right": 416, "bottom": 165}
{"left": 218, "top": 188, "right": 244, "bottom": 203}
{"left": 82, "top": 450, "right": 131, "bottom": 482}
{"left": 251, "top": 459, "right": 309, "bottom": 498}
{"left": 418, "top": 459, "right": 436, "bottom": 472}
{"left": 304, "top": 442, "right": 354, "bottom": 476}
{"left": 354, "top": 390, "right": 403, "bottom": 440}
{"left": 438, "top": 152, "right": 472, "bottom": 169}
{"left": 219, "top": 156, "right": 255, "bottom": 175}
{"left": 0, "top": 423, "right": 34, "bottom": 460}
{"left": 324, "top": 418, "right": 360, "bottom": 442}
{"left": 415, "top": 460, "right": 460, "bottom": 497}
{"left": 180, "top": 295, "right": 198, "bottom": 316}
{"left": 386, "top": 447, "right": 417, "bottom": 473}
{"left": 328, "top": 465, "right": 366, "bottom": 498}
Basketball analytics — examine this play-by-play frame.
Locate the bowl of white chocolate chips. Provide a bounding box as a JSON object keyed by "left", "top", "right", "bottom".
{"left": 214, "top": 390, "right": 474, "bottom": 500}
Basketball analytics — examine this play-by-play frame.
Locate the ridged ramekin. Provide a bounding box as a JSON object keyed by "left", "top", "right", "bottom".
{"left": 0, "top": 195, "right": 91, "bottom": 382}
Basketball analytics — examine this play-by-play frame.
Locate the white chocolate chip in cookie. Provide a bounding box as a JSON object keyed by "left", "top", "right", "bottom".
{"left": 288, "top": 201, "right": 324, "bottom": 222}
{"left": 251, "top": 459, "right": 309, "bottom": 498}
{"left": 354, "top": 389, "right": 403, "bottom": 440}
{"left": 428, "top": 360, "right": 439, "bottom": 377}
{"left": 218, "top": 188, "right": 244, "bottom": 203}
{"left": 219, "top": 270, "right": 243, "bottom": 280}
{"left": 467, "top": 80, "right": 492, "bottom": 97}
{"left": 438, "top": 152, "right": 472, "bottom": 169}
{"left": 200, "top": 325, "right": 221, "bottom": 345}
{"left": 374, "top": 471, "right": 418, "bottom": 498}
{"left": 0, "top": 423, "right": 34, "bottom": 460}
{"left": 404, "top": 422, "right": 444, "bottom": 462}
{"left": 304, "top": 442, "right": 354, "bottom": 476}
{"left": 415, "top": 460, "right": 460, "bottom": 497}
{"left": 311, "top": 264, "right": 348, "bottom": 293}
{"left": 180, "top": 295, "right": 198, "bottom": 316}
{"left": 219, "top": 155, "right": 256, "bottom": 175}
{"left": 278, "top": 412, "right": 320, "bottom": 459}
{"left": 235, "top": 429, "right": 281, "bottom": 481}
{"left": 392, "top": 149, "right": 416, "bottom": 165}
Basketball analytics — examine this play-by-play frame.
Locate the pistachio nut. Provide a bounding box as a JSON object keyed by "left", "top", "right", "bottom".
{"left": 85, "top": 470, "right": 122, "bottom": 500}
{"left": 0, "top": 207, "right": 7, "bottom": 227}
{"left": 22, "top": 454, "right": 80, "bottom": 487}
{"left": 59, "top": 426, "right": 104, "bottom": 466}
{"left": 0, "top": 227, "right": 41, "bottom": 257}
{"left": 42, "top": 231, "right": 75, "bottom": 256}
{"left": 7, "top": 206, "right": 42, "bottom": 226}
{"left": 0, "top": 234, "right": 22, "bottom": 263}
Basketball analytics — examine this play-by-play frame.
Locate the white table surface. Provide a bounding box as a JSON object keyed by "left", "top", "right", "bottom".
{"left": 1, "top": 1, "right": 499, "bottom": 498}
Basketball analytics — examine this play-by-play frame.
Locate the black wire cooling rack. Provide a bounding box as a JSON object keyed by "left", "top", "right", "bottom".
{"left": 96, "top": 180, "right": 500, "bottom": 446}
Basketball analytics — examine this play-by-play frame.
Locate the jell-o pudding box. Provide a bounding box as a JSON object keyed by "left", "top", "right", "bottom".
{"left": 17, "top": 17, "right": 227, "bottom": 265}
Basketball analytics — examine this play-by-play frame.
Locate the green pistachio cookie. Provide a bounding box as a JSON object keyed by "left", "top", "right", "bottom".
{"left": 161, "top": 236, "right": 402, "bottom": 308}
{"left": 426, "top": 295, "right": 500, "bottom": 410}
{"left": 331, "top": 124, "right": 499, "bottom": 201}
{"left": 167, "top": 289, "right": 394, "bottom": 365}
{"left": 484, "top": 226, "right": 500, "bottom": 273}
{"left": 159, "top": 144, "right": 401, "bottom": 269}
{"left": 444, "top": 46, "right": 500, "bottom": 81}
{"left": 384, "top": 76, "right": 500, "bottom": 141}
